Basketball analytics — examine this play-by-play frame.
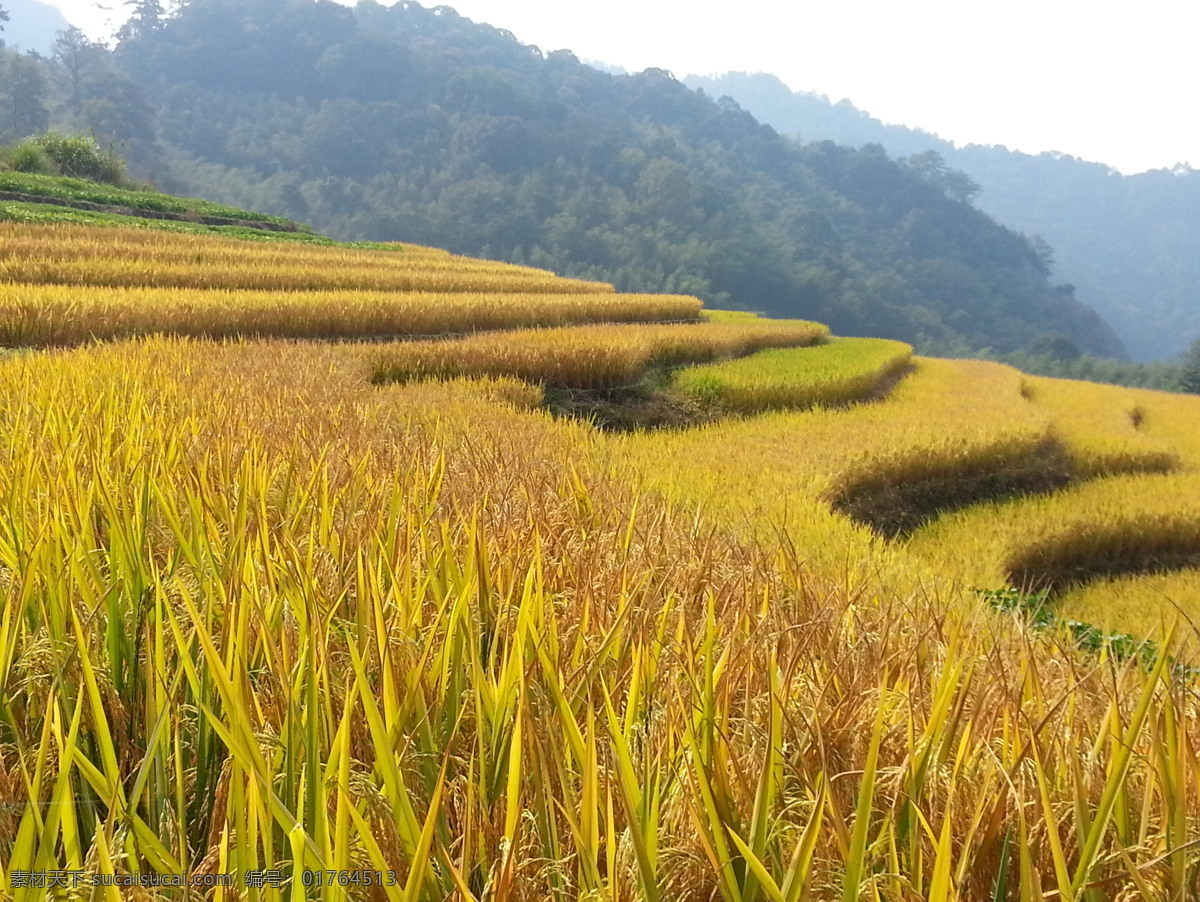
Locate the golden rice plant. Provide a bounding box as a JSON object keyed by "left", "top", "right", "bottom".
{"left": 0, "top": 257, "right": 607, "bottom": 294}
{"left": 0, "top": 222, "right": 613, "bottom": 294}
{"left": 899, "top": 378, "right": 1200, "bottom": 631}
{"left": 1022, "top": 375, "right": 1179, "bottom": 476}
{"left": 620, "top": 358, "right": 1059, "bottom": 545}
{"left": 905, "top": 471, "right": 1200, "bottom": 593}
{"left": 673, "top": 337, "right": 913, "bottom": 412}
{"left": 1055, "top": 568, "right": 1200, "bottom": 657}
{"left": 0, "top": 284, "right": 701, "bottom": 346}
{"left": 0, "top": 223, "right": 526, "bottom": 272}
{"left": 700, "top": 309, "right": 768, "bottom": 322}
{"left": 1118, "top": 382, "right": 1200, "bottom": 466}
{"left": 370, "top": 319, "right": 829, "bottom": 389}
{"left": 0, "top": 337, "right": 1196, "bottom": 902}
{"left": 1, "top": 218, "right": 1199, "bottom": 901}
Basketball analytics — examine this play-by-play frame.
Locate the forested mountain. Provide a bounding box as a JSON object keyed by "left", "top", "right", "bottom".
{"left": 687, "top": 72, "right": 1200, "bottom": 361}
{"left": 1, "top": 0, "right": 1125, "bottom": 357}
{"left": 0, "top": 0, "right": 70, "bottom": 55}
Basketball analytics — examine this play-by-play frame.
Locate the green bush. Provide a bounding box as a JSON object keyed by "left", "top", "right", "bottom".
{"left": 26, "top": 134, "right": 126, "bottom": 184}
{"left": 4, "top": 143, "right": 54, "bottom": 175}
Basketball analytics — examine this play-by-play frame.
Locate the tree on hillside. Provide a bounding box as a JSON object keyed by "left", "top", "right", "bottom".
{"left": 54, "top": 27, "right": 108, "bottom": 112}
{"left": 1025, "top": 331, "right": 1082, "bottom": 362}
{"left": 1182, "top": 338, "right": 1200, "bottom": 394}
{"left": 119, "top": 0, "right": 166, "bottom": 42}
{"left": 0, "top": 3, "right": 9, "bottom": 47}
{"left": 903, "top": 150, "right": 980, "bottom": 204}
{"left": 0, "top": 52, "right": 51, "bottom": 141}
{"left": 52, "top": 26, "right": 156, "bottom": 149}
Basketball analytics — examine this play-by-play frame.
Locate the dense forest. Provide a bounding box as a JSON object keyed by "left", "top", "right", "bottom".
{"left": 688, "top": 72, "right": 1200, "bottom": 362}
{"left": 0, "top": 0, "right": 1127, "bottom": 358}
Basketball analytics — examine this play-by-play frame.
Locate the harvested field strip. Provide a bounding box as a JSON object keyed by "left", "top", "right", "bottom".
{"left": 905, "top": 472, "right": 1200, "bottom": 595}
{"left": 370, "top": 318, "right": 829, "bottom": 389}
{"left": 674, "top": 336, "right": 913, "bottom": 412}
{"left": 0, "top": 285, "right": 701, "bottom": 346}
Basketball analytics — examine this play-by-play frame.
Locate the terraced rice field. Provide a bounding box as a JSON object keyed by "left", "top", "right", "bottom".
{"left": 370, "top": 319, "right": 828, "bottom": 389}
{"left": 0, "top": 284, "right": 702, "bottom": 346}
{"left": 0, "top": 223, "right": 612, "bottom": 293}
{"left": 901, "top": 375, "right": 1200, "bottom": 651}
{"left": 2, "top": 220, "right": 1199, "bottom": 901}
{"left": 673, "top": 337, "right": 913, "bottom": 412}
{"left": 1058, "top": 568, "right": 1200, "bottom": 645}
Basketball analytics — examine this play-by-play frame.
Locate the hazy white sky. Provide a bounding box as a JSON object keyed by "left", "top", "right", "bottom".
{"left": 44, "top": 0, "right": 1197, "bottom": 174}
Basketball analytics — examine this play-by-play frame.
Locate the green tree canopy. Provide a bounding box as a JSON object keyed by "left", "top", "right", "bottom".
{"left": 1025, "top": 332, "right": 1083, "bottom": 362}
{"left": 119, "top": 0, "right": 166, "bottom": 42}
{"left": 54, "top": 27, "right": 107, "bottom": 111}
{"left": 903, "top": 151, "right": 981, "bottom": 204}
{"left": 0, "top": 51, "right": 50, "bottom": 141}
{"left": 1182, "top": 338, "right": 1200, "bottom": 394}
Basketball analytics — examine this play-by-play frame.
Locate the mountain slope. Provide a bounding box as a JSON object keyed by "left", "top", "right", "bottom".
{"left": 687, "top": 71, "right": 1200, "bottom": 361}
{"left": 103, "top": 0, "right": 1124, "bottom": 358}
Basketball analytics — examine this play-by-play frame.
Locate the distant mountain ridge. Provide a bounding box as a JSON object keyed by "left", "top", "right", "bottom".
{"left": 0, "top": 0, "right": 71, "bottom": 55}
{"left": 686, "top": 72, "right": 1200, "bottom": 361}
